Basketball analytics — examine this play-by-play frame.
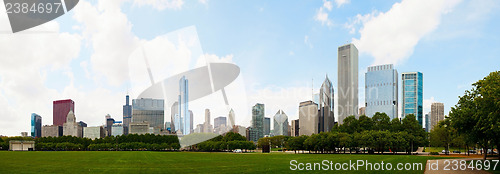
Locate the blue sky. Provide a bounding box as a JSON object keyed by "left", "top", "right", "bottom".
{"left": 0, "top": 0, "right": 499, "bottom": 136}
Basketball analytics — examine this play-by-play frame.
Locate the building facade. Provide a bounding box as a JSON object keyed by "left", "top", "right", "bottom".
{"left": 319, "top": 76, "right": 334, "bottom": 132}
{"left": 42, "top": 125, "right": 62, "bottom": 137}
{"left": 299, "top": 101, "right": 318, "bottom": 136}
{"left": 425, "top": 113, "right": 431, "bottom": 132}
{"left": 178, "top": 76, "right": 190, "bottom": 135}
{"left": 129, "top": 122, "right": 151, "bottom": 135}
{"left": 203, "top": 109, "right": 213, "bottom": 133}
{"left": 31, "top": 113, "right": 42, "bottom": 138}
{"left": 214, "top": 116, "right": 227, "bottom": 129}
{"left": 53, "top": 99, "right": 74, "bottom": 126}
{"left": 123, "top": 95, "right": 132, "bottom": 135}
{"left": 83, "top": 126, "right": 105, "bottom": 140}
{"left": 228, "top": 109, "right": 235, "bottom": 129}
{"left": 132, "top": 98, "right": 164, "bottom": 133}
{"left": 338, "top": 43, "right": 359, "bottom": 124}
{"left": 251, "top": 103, "right": 265, "bottom": 141}
{"left": 264, "top": 117, "right": 270, "bottom": 136}
{"left": 273, "top": 110, "right": 289, "bottom": 136}
{"left": 430, "top": 102, "right": 444, "bottom": 131}
{"left": 365, "top": 64, "right": 398, "bottom": 119}
{"left": 63, "top": 110, "right": 83, "bottom": 137}
{"left": 401, "top": 72, "right": 423, "bottom": 126}
{"left": 291, "top": 119, "right": 299, "bottom": 137}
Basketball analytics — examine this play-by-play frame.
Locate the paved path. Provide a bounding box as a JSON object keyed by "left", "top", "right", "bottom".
{"left": 424, "top": 159, "right": 491, "bottom": 174}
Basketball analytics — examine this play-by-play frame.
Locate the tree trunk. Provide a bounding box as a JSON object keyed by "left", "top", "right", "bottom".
{"left": 483, "top": 144, "right": 488, "bottom": 161}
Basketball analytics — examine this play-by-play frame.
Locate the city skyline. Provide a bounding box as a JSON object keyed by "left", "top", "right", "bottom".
{"left": 2, "top": 0, "right": 500, "bottom": 136}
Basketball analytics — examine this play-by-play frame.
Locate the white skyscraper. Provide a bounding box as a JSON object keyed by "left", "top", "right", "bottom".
{"left": 338, "top": 43, "right": 359, "bottom": 124}
{"left": 365, "top": 64, "right": 398, "bottom": 120}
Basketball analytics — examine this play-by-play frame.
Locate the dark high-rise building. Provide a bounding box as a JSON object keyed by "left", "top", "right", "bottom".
{"left": 264, "top": 117, "right": 271, "bottom": 136}
{"left": 78, "top": 121, "right": 87, "bottom": 137}
{"left": 31, "top": 113, "right": 42, "bottom": 138}
{"left": 123, "top": 95, "right": 132, "bottom": 135}
{"left": 106, "top": 115, "right": 115, "bottom": 137}
{"left": 53, "top": 99, "right": 75, "bottom": 126}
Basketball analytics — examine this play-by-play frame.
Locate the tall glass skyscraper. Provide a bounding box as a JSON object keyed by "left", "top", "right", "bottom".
{"left": 123, "top": 95, "right": 132, "bottom": 135}
{"left": 31, "top": 113, "right": 42, "bottom": 138}
{"left": 365, "top": 64, "right": 398, "bottom": 120}
{"left": 338, "top": 43, "right": 359, "bottom": 124}
{"left": 402, "top": 72, "right": 423, "bottom": 126}
{"left": 251, "top": 103, "right": 264, "bottom": 141}
{"left": 178, "top": 76, "right": 190, "bottom": 135}
{"left": 319, "top": 75, "right": 334, "bottom": 132}
{"left": 273, "top": 110, "right": 289, "bottom": 136}
{"left": 131, "top": 98, "right": 165, "bottom": 133}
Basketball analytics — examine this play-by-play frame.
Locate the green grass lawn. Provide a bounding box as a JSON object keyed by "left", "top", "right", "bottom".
{"left": 0, "top": 151, "right": 452, "bottom": 173}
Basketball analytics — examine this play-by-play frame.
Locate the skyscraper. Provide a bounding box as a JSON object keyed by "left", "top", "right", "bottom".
{"left": 203, "top": 109, "right": 213, "bottom": 133}
{"left": 31, "top": 113, "right": 42, "bottom": 138}
{"left": 319, "top": 75, "right": 334, "bottom": 132}
{"left": 338, "top": 43, "right": 359, "bottom": 124}
{"left": 123, "top": 95, "right": 132, "bottom": 135}
{"left": 214, "top": 116, "right": 227, "bottom": 129}
{"left": 402, "top": 72, "right": 423, "bottom": 126}
{"left": 132, "top": 98, "right": 164, "bottom": 133}
{"left": 251, "top": 103, "right": 265, "bottom": 141}
{"left": 63, "top": 110, "right": 83, "bottom": 137}
{"left": 273, "top": 110, "right": 289, "bottom": 136}
{"left": 365, "top": 64, "right": 398, "bottom": 119}
{"left": 264, "top": 117, "right": 270, "bottom": 136}
{"left": 53, "top": 99, "right": 74, "bottom": 126}
{"left": 291, "top": 119, "right": 299, "bottom": 137}
{"left": 178, "top": 76, "right": 190, "bottom": 135}
{"left": 228, "top": 109, "right": 235, "bottom": 129}
{"left": 299, "top": 100, "right": 318, "bottom": 136}
{"left": 430, "top": 102, "right": 444, "bottom": 131}
{"left": 425, "top": 112, "right": 430, "bottom": 132}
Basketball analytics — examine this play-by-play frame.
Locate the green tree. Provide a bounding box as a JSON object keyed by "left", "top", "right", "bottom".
{"left": 372, "top": 112, "right": 391, "bottom": 131}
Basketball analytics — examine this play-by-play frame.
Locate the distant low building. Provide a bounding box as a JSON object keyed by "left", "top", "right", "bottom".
{"left": 111, "top": 124, "right": 124, "bottom": 137}
{"left": 9, "top": 140, "right": 35, "bottom": 151}
{"left": 129, "top": 122, "right": 151, "bottom": 135}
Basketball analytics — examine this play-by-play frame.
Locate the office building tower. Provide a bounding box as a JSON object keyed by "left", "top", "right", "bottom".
{"left": 365, "top": 64, "right": 398, "bottom": 119}
{"left": 111, "top": 124, "right": 123, "bottom": 137}
{"left": 42, "top": 125, "right": 62, "bottom": 137}
{"left": 319, "top": 75, "right": 334, "bottom": 132}
{"left": 171, "top": 102, "right": 178, "bottom": 133}
{"left": 264, "top": 117, "right": 270, "bottom": 136}
{"left": 63, "top": 110, "right": 83, "bottom": 137}
{"left": 83, "top": 126, "right": 105, "bottom": 140}
{"left": 105, "top": 114, "right": 114, "bottom": 137}
{"left": 228, "top": 109, "right": 235, "bottom": 129}
{"left": 123, "top": 95, "right": 132, "bottom": 135}
{"left": 291, "top": 119, "right": 299, "bottom": 137}
{"left": 132, "top": 98, "right": 164, "bottom": 133}
{"left": 299, "top": 101, "right": 319, "bottom": 136}
{"left": 203, "top": 109, "right": 213, "bottom": 133}
{"left": 53, "top": 99, "right": 75, "bottom": 126}
{"left": 31, "top": 113, "right": 42, "bottom": 138}
{"left": 359, "top": 107, "right": 366, "bottom": 116}
{"left": 214, "top": 116, "right": 227, "bottom": 129}
{"left": 251, "top": 103, "right": 265, "bottom": 140}
{"left": 178, "top": 76, "right": 190, "bottom": 135}
{"left": 425, "top": 112, "right": 430, "bottom": 132}
{"left": 129, "top": 122, "right": 151, "bottom": 135}
{"left": 430, "top": 102, "right": 444, "bottom": 131}
{"left": 246, "top": 127, "right": 257, "bottom": 142}
{"left": 401, "top": 72, "right": 423, "bottom": 126}
{"left": 189, "top": 110, "right": 193, "bottom": 134}
{"left": 338, "top": 43, "right": 359, "bottom": 124}
{"left": 273, "top": 110, "right": 289, "bottom": 136}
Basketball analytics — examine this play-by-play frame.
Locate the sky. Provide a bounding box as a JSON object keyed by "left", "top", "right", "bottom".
{"left": 0, "top": 0, "right": 499, "bottom": 136}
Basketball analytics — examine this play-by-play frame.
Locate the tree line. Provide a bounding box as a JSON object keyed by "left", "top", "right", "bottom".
{"left": 31, "top": 134, "right": 180, "bottom": 151}
{"left": 194, "top": 132, "right": 256, "bottom": 152}
{"left": 259, "top": 113, "right": 428, "bottom": 154}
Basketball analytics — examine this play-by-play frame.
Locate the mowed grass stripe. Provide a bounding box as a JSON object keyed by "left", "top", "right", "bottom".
{"left": 0, "top": 151, "right": 448, "bottom": 173}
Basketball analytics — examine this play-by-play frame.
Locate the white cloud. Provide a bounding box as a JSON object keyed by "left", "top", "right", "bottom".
{"left": 344, "top": 10, "right": 378, "bottom": 34}
{"left": 314, "top": 0, "right": 333, "bottom": 26}
{"left": 334, "top": 0, "right": 350, "bottom": 8}
{"left": 352, "top": 0, "right": 462, "bottom": 65}
{"left": 423, "top": 96, "right": 438, "bottom": 114}
{"left": 0, "top": 3, "right": 82, "bottom": 136}
{"left": 133, "top": 0, "right": 184, "bottom": 10}
{"left": 304, "top": 35, "right": 313, "bottom": 48}
{"left": 198, "top": 0, "right": 208, "bottom": 5}
{"left": 73, "top": 0, "right": 140, "bottom": 86}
